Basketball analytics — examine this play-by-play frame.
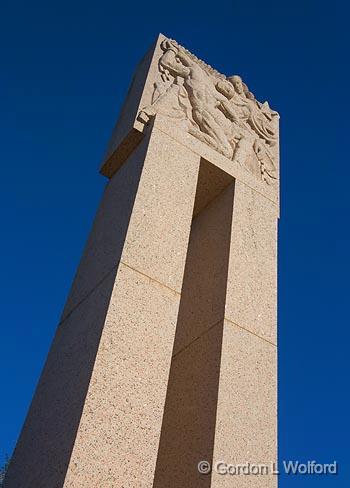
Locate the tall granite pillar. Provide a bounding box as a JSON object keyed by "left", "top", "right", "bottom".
{"left": 5, "top": 34, "right": 279, "bottom": 488}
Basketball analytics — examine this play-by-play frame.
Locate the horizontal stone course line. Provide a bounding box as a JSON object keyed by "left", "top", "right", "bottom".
{"left": 58, "top": 265, "right": 117, "bottom": 328}
{"left": 119, "top": 260, "right": 181, "bottom": 296}
{"left": 172, "top": 318, "right": 224, "bottom": 360}
{"left": 58, "top": 261, "right": 277, "bottom": 349}
{"left": 58, "top": 258, "right": 181, "bottom": 329}
{"left": 224, "top": 316, "right": 277, "bottom": 347}
{"left": 171, "top": 314, "right": 276, "bottom": 363}
{"left": 152, "top": 125, "right": 279, "bottom": 210}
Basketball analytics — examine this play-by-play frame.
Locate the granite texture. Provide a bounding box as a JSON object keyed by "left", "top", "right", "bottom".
{"left": 225, "top": 180, "right": 278, "bottom": 344}
{"left": 153, "top": 114, "right": 279, "bottom": 207}
{"left": 172, "top": 178, "right": 234, "bottom": 355}
{"left": 120, "top": 127, "right": 200, "bottom": 293}
{"left": 61, "top": 134, "right": 149, "bottom": 321}
{"left": 211, "top": 320, "right": 277, "bottom": 488}
{"left": 152, "top": 164, "right": 234, "bottom": 487}
{"left": 5, "top": 126, "right": 201, "bottom": 488}
{"left": 4, "top": 272, "right": 116, "bottom": 488}
{"left": 102, "top": 35, "right": 163, "bottom": 162}
{"left": 63, "top": 263, "right": 182, "bottom": 488}
{"left": 61, "top": 129, "right": 200, "bottom": 487}
{"left": 101, "top": 34, "right": 167, "bottom": 177}
{"left": 154, "top": 321, "right": 224, "bottom": 488}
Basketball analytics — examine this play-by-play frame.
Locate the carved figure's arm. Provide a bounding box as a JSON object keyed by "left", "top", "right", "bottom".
{"left": 159, "top": 49, "right": 178, "bottom": 71}
{"left": 175, "top": 49, "right": 195, "bottom": 67}
{"left": 213, "top": 89, "right": 230, "bottom": 104}
{"left": 220, "top": 99, "right": 239, "bottom": 122}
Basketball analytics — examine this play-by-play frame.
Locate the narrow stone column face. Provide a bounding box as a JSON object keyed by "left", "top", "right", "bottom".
{"left": 5, "top": 34, "right": 279, "bottom": 488}
{"left": 211, "top": 183, "right": 278, "bottom": 488}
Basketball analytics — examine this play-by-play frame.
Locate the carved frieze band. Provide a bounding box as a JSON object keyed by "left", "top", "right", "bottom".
{"left": 138, "top": 38, "right": 279, "bottom": 185}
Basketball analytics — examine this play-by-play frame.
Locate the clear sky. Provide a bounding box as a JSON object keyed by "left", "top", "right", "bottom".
{"left": 1, "top": 0, "right": 349, "bottom": 485}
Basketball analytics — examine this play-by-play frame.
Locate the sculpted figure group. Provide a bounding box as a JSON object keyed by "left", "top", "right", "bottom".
{"left": 138, "top": 39, "right": 279, "bottom": 184}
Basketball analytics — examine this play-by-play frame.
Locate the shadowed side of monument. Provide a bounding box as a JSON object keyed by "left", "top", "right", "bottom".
{"left": 153, "top": 160, "right": 235, "bottom": 487}
{"left": 4, "top": 136, "right": 149, "bottom": 488}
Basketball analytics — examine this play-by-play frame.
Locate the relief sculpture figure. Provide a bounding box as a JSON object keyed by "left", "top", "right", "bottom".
{"left": 217, "top": 76, "right": 278, "bottom": 183}
{"left": 139, "top": 40, "right": 234, "bottom": 159}
{"left": 138, "top": 39, "right": 279, "bottom": 184}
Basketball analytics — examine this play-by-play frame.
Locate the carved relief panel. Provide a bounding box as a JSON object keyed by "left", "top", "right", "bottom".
{"left": 137, "top": 39, "right": 279, "bottom": 186}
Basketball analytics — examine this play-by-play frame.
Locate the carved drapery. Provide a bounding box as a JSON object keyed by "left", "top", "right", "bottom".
{"left": 138, "top": 39, "right": 279, "bottom": 185}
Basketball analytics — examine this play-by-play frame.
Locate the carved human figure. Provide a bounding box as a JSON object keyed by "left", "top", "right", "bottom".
{"left": 228, "top": 75, "right": 278, "bottom": 148}
{"left": 138, "top": 39, "right": 278, "bottom": 184}
{"left": 139, "top": 40, "right": 234, "bottom": 159}
{"left": 216, "top": 76, "right": 277, "bottom": 183}
{"left": 138, "top": 42, "right": 192, "bottom": 127}
{"left": 215, "top": 79, "right": 259, "bottom": 171}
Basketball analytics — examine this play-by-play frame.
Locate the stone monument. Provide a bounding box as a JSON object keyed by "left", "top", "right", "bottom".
{"left": 5, "top": 34, "right": 279, "bottom": 488}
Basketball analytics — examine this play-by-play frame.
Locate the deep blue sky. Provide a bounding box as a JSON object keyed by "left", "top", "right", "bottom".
{"left": 1, "top": 0, "right": 349, "bottom": 485}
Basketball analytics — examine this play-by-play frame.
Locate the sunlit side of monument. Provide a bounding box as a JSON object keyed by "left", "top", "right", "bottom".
{"left": 5, "top": 34, "right": 279, "bottom": 488}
